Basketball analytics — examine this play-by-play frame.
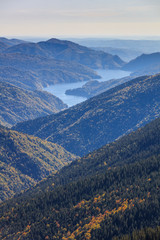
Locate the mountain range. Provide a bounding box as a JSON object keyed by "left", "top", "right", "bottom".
{"left": 13, "top": 73, "right": 160, "bottom": 156}
{"left": 0, "top": 53, "right": 99, "bottom": 90}
{"left": 1, "top": 37, "right": 160, "bottom": 239}
{"left": 4, "top": 38, "right": 125, "bottom": 69}
{"left": 72, "top": 38, "right": 160, "bottom": 53}
{"left": 63, "top": 52, "right": 160, "bottom": 99}
{"left": 0, "top": 38, "right": 126, "bottom": 93}
{"left": 0, "top": 82, "right": 67, "bottom": 127}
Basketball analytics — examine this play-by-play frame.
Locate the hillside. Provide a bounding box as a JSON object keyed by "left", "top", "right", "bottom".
{"left": 18, "top": 116, "right": 160, "bottom": 197}
{"left": 0, "top": 37, "right": 26, "bottom": 51}
{"left": 14, "top": 73, "right": 160, "bottom": 156}
{"left": 0, "top": 82, "right": 67, "bottom": 127}
{"left": 1, "top": 117, "right": 160, "bottom": 239}
{"left": 0, "top": 125, "right": 76, "bottom": 202}
{"left": 50, "top": 116, "right": 160, "bottom": 186}
{"left": 0, "top": 53, "right": 99, "bottom": 91}
{"left": 65, "top": 76, "right": 133, "bottom": 99}
{"left": 123, "top": 52, "right": 160, "bottom": 73}
{"left": 0, "top": 42, "right": 10, "bottom": 52}
{"left": 5, "top": 38, "right": 125, "bottom": 69}
{"left": 0, "top": 67, "right": 41, "bottom": 90}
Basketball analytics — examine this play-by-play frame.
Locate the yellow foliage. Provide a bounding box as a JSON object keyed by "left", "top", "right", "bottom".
{"left": 85, "top": 232, "right": 91, "bottom": 239}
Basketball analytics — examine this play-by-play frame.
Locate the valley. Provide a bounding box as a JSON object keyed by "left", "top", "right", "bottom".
{"left": 44, "top": 69, "right": 131, "bottom": 107}
{"left": 0, "top": 35, "right": 160, "bottom": 240}
{"left": 14, "top": 73, "right": 160, "bottom": 156}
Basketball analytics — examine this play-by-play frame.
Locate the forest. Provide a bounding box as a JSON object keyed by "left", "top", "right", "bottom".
{"left": 1, "top": 117, "right": 160, "bottom": 239}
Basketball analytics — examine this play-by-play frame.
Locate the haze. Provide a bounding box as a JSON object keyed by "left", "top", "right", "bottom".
{"left": 0, "top": 0, "right": 160, "bottom": 38}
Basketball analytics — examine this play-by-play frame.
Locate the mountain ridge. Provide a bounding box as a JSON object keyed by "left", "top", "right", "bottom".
{"left": 123, "top": 52, "right": 160, "bottom": 73}
{"left": 4, "top": 38, "right": 125, "bottom": 69}
{"left": 13, "top": 73, "right": 160, "bottom": 156}
{"left": 0, "top": 125, "right": 76, "bottom": 202}
{"left": 0, "top": 52, "right": 100, "bottom": 90}
{"left": 0, "top": 81, "right": 67, "bottom": 127}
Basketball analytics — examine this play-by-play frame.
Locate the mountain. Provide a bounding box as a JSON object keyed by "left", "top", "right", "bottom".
{"left": 0, "top": 125, "right": 76, "bottom": 202}
{"left": 0, "top": 37, "right": 27, "bottom": 50}
{"left": 0, "top": 66, "right": 98, "bottom": 91}
{"left": 21, "top": 116, "right": 160, "bottom": 195}
{"left": 131, "top": 64, "right": 160, "bottom": 78}
{"left": 65, "top": 76, "right": 133, "bottom": 99}
{"left": 0, "top": 53, "right": 100, "bottom": 90}
{"left": 0, "top": 82, "right": 67, "bottom": 127}
{"left": 92, "top": 46, "right": 142, "bottom": 61}
{"left": 1, "top": 117, "right": 160, "bottom": 239}
{"left": 52, "top": 116, "right": 160, "bottom": 185}
{"left": 14, "top": 73, "right": 160, "bottom": 156}
{"left": 0, "top": 37, "right": 27, "bottom": 47}
{"left": 5, "top": 38, "right": 125, "bottom": 69}
{"left": 0, "top": 37, "right": 27, "bottom": 52}
{"left": 123, "top": 52, "right": 160, "bottom": 73}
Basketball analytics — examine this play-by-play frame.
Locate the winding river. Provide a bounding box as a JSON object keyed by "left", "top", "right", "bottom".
{"left": 43, "top": 70, "right": 131, "bottom": 107}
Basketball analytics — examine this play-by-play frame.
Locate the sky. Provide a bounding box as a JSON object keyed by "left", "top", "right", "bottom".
{"left": 0, "top": 0, "right": 160, "bottom": 39}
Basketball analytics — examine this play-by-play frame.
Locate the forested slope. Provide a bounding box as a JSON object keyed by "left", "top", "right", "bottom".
{"left": 14, "top": 73, "right": 160, "bottom": 156}
{"left": 1, "top": 117, "right": 160, "bottom": 239}
{"left": 0, "top": 137, "right": 160, "bottom": 239}
{"left": 0, "top": 82, "right": 67, "bottom": 127}
{"left": 0, "top": 125, "right": 76, "bottom": 202}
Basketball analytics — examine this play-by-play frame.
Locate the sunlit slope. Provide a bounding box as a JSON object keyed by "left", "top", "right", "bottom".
{"left": 14, "top": 73, "right": 160, "bottom": 156}
{"left": 0, "top": 125, "right": 76, "bottom": 202}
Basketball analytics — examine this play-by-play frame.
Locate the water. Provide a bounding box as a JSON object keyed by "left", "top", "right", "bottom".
{"left": 44, "top": 81, "right": 88, "bottom": 107}
{"left": 96, "top": 69, "right": 131, "bottom": 82}
{"left": 43, "top": 70, "right": 131, "bottom": 107}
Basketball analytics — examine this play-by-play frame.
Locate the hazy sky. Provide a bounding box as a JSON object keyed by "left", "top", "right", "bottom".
{"left": 0, "top": 0, "right": 160, "bottom": 38}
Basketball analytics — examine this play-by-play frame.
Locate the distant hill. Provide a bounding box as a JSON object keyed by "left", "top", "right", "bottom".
{"left": 0, "top": 125, "right": 76, "bottom": 202}
{"left": 71, "top": 38, "right": 160, "bottom": 53}
{"left": 1, "top": 117, "right": 160, "bottom": 239}
{"left": 14, "top": 74, "right": 160, "bottom": 156}
{"left": 0, "top": 65, "right": 98, "bottom": 91}
{"left": 123, "top": 52, "right": 160, "bottom": 73}
{"left": 0, "top": 82, "right": 67, "bottom": 127}
{"left": 0, "top": 53, "right": 99, "bottom": 90}
{"left": 5, "top": 38, "right": 125, "bottom": 69}
{"left": 92, "top": 46, "right": 142, "bottom": 61}
{"left": 0, "top": 37, "right": 27, "bottom": 52}
{"left": 0, "top": 37, "right": 27, "bottom": 46}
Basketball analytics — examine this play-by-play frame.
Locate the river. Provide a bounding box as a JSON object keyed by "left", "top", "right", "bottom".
{"left": 43, "top": 69, "right": 130, "bottom": 107}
